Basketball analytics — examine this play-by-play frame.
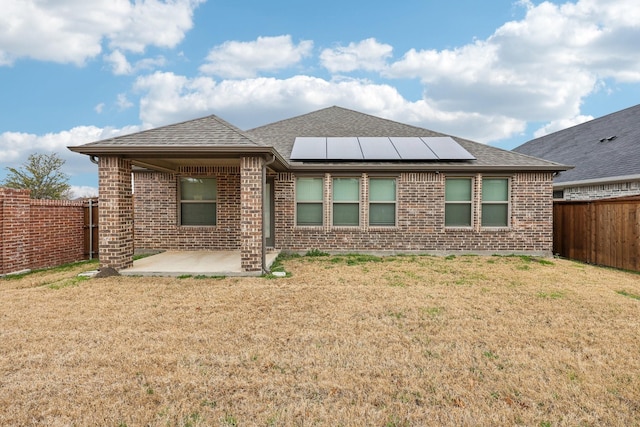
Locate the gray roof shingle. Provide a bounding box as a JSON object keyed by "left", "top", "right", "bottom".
{"left": 77, "top": 114, "right": 264, "bottom": 148}
{"left": 247, "top": 106, "right": 566, "bottom": 170}
{"left": 70, "top": 105, "right": 567, "bottom": 172}
{"left": 513, "top": 104, "right": 640, "bottom": 183}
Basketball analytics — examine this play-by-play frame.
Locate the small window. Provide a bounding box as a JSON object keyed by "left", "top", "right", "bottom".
{"left": 445, "top": 178, "right": 472, "bottom": 227}
{"left": 553, "top": 189, "right": 564, "bottom": 199}
{"left": 296, "top": 177, "right": 323, "bottom": 226}
{"left": 333, "top": 177, "right": 360, "bottom": 226}
{"left": 180, "top": 177, "right": 217, "bottom": 226}
{"left": 482, "top": 178, "right": 509, "bottom": 227}
{"left": 369, "top": 178, "right": 396, "bottom": 226}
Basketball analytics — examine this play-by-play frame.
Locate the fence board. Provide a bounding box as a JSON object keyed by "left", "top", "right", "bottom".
{"left": 83, "top": 199, "right": 99, "bottom": 259}
{"left": 554, "top": 196, "right": 640, "bottom": 271}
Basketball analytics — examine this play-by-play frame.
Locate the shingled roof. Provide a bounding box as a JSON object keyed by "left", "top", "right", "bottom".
{"left": 247, "top": 106, "right": 568, "bottom": 171}
{"left": 513, "top": 104, "right": 640, "bottom": 184}
{"left": 69, "top": 114, "right": 266, "bottom": 153}
{"left": 70, "top": 105, "right": 568, "bottom": 173}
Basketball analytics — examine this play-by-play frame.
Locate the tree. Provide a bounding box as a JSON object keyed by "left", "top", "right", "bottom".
{"left": 3, "top": 153, "right": 72, "bottom": 199}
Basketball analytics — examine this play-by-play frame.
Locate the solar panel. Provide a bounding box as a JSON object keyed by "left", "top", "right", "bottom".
{"left": 327, "top": 137, "right": 363, "bottom": 160}
{"left": 390, "top": 137, "right": 438, "bottom": 160}
{"left": 421, "top": 137, "right": 476, "bottom": 160}
{"left": 289, "top": 136, "right": 476, "bottom": 161}
{"left": 359, "top": 137, "right": 401, "bottom": 160}
{"left": 290, "top": 137, "right": 326, "bottom": 160}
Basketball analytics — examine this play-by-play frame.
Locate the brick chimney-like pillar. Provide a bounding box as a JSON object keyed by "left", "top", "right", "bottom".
{"left": 240, "top": 156, "right": 265, "bottom": 272}
{"left": 98, "top": 157, "right": 133, "bottom": 270}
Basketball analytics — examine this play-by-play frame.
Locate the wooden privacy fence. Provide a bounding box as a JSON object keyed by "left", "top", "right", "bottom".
{"left": 84, "top": 198, "right": 99, "bottom": 259}
{"left": 553, "top": 196, "right": 640, "bottom": 272}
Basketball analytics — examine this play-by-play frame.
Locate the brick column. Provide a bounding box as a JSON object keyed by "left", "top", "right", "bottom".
{"left": 98, "top": 157, "right": 133, "bottom": 270}
{"left": 240, "top": 156, "right": 264, "bottom": 272}
{"left": 0, "top": 188, "right": 31, "bottom": 275}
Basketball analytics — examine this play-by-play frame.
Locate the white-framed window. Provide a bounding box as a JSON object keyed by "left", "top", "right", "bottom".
{"left": 332, "top": 177, "right": 360, "bottom": 226}
{"left": 481, "top": 178, "right": 510, "bottom": 227}
{"left": 445, "top": 177, "right": 473, "bottom": 227}
{"left": 179, "top": 177, "right": 217, "bottom": 226}
{"left": 369, "top": 178, "right": 396, "bottom": 226}
{"left": 296, "top": 177, "right": 323, "bottom": 226}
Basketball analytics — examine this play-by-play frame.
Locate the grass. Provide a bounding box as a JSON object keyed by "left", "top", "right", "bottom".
{"left": 1, "top": 255, "right": 640, "bottom": 425}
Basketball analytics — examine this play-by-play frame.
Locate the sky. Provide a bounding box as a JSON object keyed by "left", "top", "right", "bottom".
{"left": 1, "top": 0, "right": 639, "bottom": 198}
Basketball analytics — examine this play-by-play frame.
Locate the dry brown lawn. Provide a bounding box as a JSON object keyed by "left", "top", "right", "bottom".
{"left": 1, "top": 254, "right": 639, "bottom": 426}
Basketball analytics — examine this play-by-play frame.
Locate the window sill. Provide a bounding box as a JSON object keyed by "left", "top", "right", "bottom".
{"left": 481, "top": 226, "right": 511, "bottom": 232}
{"left": 294, "top": 225, "right": 324, "bottom": 230}
{"left": 445, "top": 226, "right": 473, "bottom": 231}
{"left": 368, "top": 225, "right": 399, "bottom": 231}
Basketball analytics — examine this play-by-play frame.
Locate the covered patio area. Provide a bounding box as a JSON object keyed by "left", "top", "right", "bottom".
{"left": 120, "top": 250, "right": 280, "bottom": 277}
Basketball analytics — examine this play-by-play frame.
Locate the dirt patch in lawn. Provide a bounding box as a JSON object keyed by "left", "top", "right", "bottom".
{"left": 1, "top": 255, "right": 639, "bottom": 426}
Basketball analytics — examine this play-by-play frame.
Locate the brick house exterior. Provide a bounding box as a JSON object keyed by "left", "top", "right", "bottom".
{"left": 514, "top": 104, "right": 640, "bottom": 201}
{"left": 70, "top": 106, "right": 568, "bottom": 274}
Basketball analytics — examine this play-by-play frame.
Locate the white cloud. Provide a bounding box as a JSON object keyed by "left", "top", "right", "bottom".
{"left": 320, "top": 38, "right": 393, "bottom": 73}
{"left": 70, "top": 185, "right": 99, "bottom": 199}
{"left": 0, "top": 0, "right": 203, "bottom": 66}
{"left": 0, "top": 125, "right": 142, "bottom": 181}
{"left": 104, "top": 50, "right": 133, "bottom": 75}
{"left": 133, "top": 71, "right": 520, "bottom": 142}
{"left": 117, "top": 93, "right": 134, "bottom": 110}
{"left": 104, "top": 50, "right": 166, "bottom": 75}
{"left": 94, "top": 103, "right": 105, "bottom": 114}
{"left": 533, "top": 114, "right": 594, "bottom": 138}
{"left": 385, "top": 0, "right": 640, "bottom": 129}
{"left": 199, "top": 35, "right": 313, "bottom": 78}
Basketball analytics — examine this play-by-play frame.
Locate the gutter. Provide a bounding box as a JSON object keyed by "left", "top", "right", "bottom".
{"left": 262, "top": 154, "right": 276, "bottom": 275}
{"left": 554, "top": 174, "right": 640, "bottom": 189}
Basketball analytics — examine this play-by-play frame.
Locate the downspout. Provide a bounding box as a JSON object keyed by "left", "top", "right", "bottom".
{"left": 262, "top": 153, "right": 276, "bottom": 274}
{"left": 89, "top": 156, "right": 99, "bottom": 261}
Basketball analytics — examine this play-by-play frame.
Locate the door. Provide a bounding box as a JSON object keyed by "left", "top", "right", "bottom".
{"left": 265, "top": 177, "right": 275, "bottom": 247}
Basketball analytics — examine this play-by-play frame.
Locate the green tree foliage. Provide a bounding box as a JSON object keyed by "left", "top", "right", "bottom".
{"left": 3, "top": 153, "right": 72, "bottom": 199}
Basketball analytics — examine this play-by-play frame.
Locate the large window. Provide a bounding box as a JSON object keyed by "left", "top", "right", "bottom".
{"left": 445, "top": 178, "right": 472, "bottom": 227}
{"left": 333, "top": 177, "right": 360, "bottom": 226}
{"left": 180, "top": 177, "right": 217, "bottom": 226}
{"left": 369, "top": 178, "right": 396, "bottom": 226}
{"left": 296, "top": 177, "right": 323, "bottom": 226}
{"left": 482, "top": 178, "right": 509, "bottom": 227}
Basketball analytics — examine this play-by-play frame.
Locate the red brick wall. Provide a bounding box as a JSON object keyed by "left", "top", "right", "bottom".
{"left": 0, "top": 188, "right": 85, "bottom": 275}
{"left": 240, "top": 156, "right": 264, "bottom": 272}
{"left": 133, "top": 167, "right": 242, "bottom": 250}
{"left": 99, "top": 157, "right": 133, "bottom": 270}
{"left": 135, "top": 169, "right": 553, "bottom": 256}
{"left": 274, "top": 171, "right": 553, "bottom": 254}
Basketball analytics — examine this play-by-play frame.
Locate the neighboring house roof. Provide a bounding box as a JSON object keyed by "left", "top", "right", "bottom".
{"left": 69, "top": 105, "right": 568, "bottom": 173}
{"left": 513, "top": 104, "right": 640, "bottom": 185}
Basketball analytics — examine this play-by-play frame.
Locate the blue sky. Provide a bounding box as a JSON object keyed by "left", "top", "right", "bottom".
{"left": 1, "top": 0, "right": 639, "bottom": 197}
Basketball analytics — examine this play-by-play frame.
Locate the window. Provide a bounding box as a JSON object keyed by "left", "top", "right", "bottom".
{"left": 180, "top": 177, "right": 217, "bottom": 226}
{"left": 333, "top": 177, "right": 360, "bottom": 226}
{"left": 445, "top": 178, "right": 472, "bottom": 227}
{"left": 296, "top": 177, "right": 323, "bottom": 226}
{"left": 369, "top": 178, "right": 396, "bottom": 226}
{"left": 482, "top": 178, "right": 509, "bottom": 227}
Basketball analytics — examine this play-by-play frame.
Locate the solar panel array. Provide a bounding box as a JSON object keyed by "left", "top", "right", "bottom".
{"left": 290, "top": 136, "right": 476, "bottom": 161}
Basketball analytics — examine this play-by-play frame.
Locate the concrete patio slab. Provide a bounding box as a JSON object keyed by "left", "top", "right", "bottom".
{"left": 120, "top": 250, "right": 279, "bottom": 277}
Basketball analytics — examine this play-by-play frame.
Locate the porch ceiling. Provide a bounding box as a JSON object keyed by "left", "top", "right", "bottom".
{"left": 132, "top": 157, "right": 241, "bottom": 173}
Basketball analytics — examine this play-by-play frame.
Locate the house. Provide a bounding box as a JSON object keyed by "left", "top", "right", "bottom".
{"left": 69, "top": 106, "right": 568, "bottom": 274}
{"left": 513, "top": 104, "right": 640, "bottom": 201}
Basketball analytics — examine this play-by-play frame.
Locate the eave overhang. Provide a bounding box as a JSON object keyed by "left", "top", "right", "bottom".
{"left": 286, "top": 163, "right": 571, "bottom": 173}
{"left": 68, "top": 145, "right": 290, "bottom": 172}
